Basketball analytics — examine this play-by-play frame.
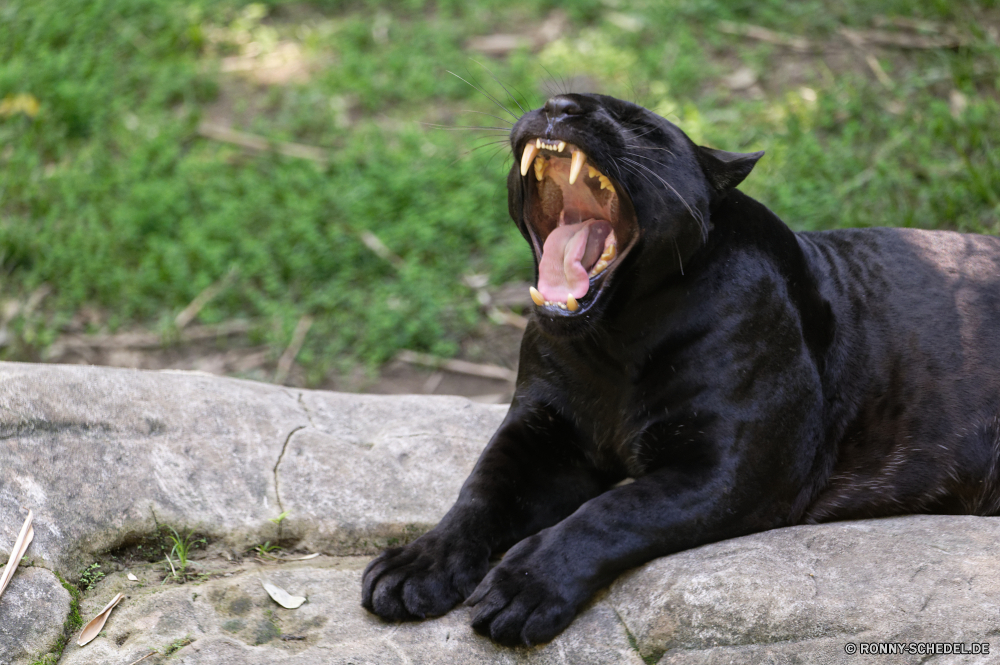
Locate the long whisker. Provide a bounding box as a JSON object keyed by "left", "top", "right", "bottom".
{"left": 446, "top": 70, "right": 519, "bottom": 121}
{"left": 620, "top": 157, "right": 707, "bottom": 239}
{"left": 621, "top": 151, "right": 673, "bottom": 168}
{"left": 625, "top": 145, "right": 676, "bottom": 156}
{"left": 539, "top": 63, "right": 568, "bottom": 97}
{"left": 420, "top": 123, "right": 511, "bottom": 132}
{"left": 469, "top": 58, "right": 527, "bottom": 116}
{"left": 470, "top": 139, "right": 512, "bottom": 150}
{"left": 621, "top": 127, "right": 658, "bottom": 140}
{"left": 461, "top": 110, "right": 514, "bottom": 125}
{"left": 450, "top": 142, "right": 511, "bottom": 167}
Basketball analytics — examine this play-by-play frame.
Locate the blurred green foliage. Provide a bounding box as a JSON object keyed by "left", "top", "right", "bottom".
{"left": 0, "top": 0, "right": 998, "bottom": 382}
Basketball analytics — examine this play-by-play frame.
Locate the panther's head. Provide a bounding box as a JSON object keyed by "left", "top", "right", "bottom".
{"left": 508, "top": 93, "right": 762, "bottom": 328}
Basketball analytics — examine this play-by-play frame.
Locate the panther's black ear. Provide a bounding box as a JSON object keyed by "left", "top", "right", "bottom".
{"left": 697, "top": 146, "right": 764, "bottom": 191}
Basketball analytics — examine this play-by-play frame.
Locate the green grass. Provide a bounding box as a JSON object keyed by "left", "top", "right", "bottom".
{"left": 1, "top": 0, "right": 998, "bottom": 380}
{"left": 165, "top": 526, "right": 205, "bottom": 577}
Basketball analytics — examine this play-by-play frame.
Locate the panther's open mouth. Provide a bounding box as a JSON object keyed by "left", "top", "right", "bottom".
{"left": 520, "top": 138, "right": 638, "bottom": 314}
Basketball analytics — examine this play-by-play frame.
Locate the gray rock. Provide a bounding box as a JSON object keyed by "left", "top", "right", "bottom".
{"left": 0, "top": 566, "right": 72, "bottom": 665}
{"left": 58, "top": 560, "right": 642, "bottom": 665}
{"left": 0, "top": 362, "right": 505, "bottom": 577}
{"left": 281, "top": 391, "right": 507, "bottom": 553}
{"left": 609, "top": 515, "right": 1000, "bottom": 664}
{"left": 0, "top": 363, "right": 307, "bottom": 575}
{"left": 5, "top": 362, "right": 1000, "bottom": 664}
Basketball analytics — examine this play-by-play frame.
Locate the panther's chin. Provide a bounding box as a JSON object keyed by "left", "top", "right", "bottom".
{"left": 519, "top": 138, "right": 638, "bottom": 317}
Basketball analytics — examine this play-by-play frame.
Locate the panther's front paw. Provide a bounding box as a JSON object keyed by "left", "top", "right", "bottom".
{"left": 465, "top": 535, "right": 584, "bottom": 646}
{"left": 361, "top": 532, "right": 489, "bottom": 621}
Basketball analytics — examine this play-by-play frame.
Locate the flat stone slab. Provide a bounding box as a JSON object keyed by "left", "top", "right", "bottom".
{"left": 3, "top": 362, "right": 1000, "bottom": 664}
{"left": 0, "top": 362, "right": 507, "bottom": 576}
{"left": 57, "top": 559, "right": 642, "bottom": 665}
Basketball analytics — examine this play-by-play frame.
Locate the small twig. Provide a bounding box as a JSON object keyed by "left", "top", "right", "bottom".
{"left": 717, "top": 21, "right": 812, "bottom": 52}
{"left": 125, "top": 650, "right": 158, "bottom": 665}
{"left": 845, "top": 25, "right": 967, "bottom": 49}
{"left": 198, "top": 122, "right": 329, "bottom": 164}
{"left": 358, "top": 231, "right": 404, "bottom": 269}
{"left": 53, "top": 321, "right": 254, "bottom": 352}
{"left": 175, "top": 269, "right": 237, "bottom": 330}
{"left": 488, "top": 306, "right": 528, "bottom": 331}
{"left": 396, "top": 350, "right": 516, "bottom": 382}
{"left": 422, "top": 371, "right": 445, "bottom": 394}
{"left": 840, "top": 28, "right": 894, "bottom": 89}
{"left": 23, "top": 284, "right": 51, "bottom": 315}
{"left": 274, "top": 315, "right": 314, "bottom": 385}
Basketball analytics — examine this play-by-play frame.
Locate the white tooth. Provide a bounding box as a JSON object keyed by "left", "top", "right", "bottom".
{"left": 536, "top": 138, "right": 542, "bottom": 149}
{"left": 557, "top": 141, "right": 566, "bottom": 152}
{"left": 529, "top": 286, "right": 544, "bottom": 306}
{"left": 520, "top": 143, "right": 539, "bottom": 176}
{"left": 568, "top": 150, "right": 586, "bottom": 185}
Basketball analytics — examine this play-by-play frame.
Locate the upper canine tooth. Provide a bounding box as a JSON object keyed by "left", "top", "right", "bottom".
{"left": 569, "top": 150, "right": 586, "bottom": 185}
{"left": 521, "top": 143, "right": 539, "bottom": 176}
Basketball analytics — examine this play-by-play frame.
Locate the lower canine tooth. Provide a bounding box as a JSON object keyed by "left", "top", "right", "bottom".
{"left": 534, "top": 157, "right": 547, "bottom": 181}
{"left": 566, "top": 294, "right": 578, "bottom": 311}
{"left": 520, "top": 143, "right": 539, "bottom": 176}
{"left": 529, "top": 286, "right": 544, "bottom": 306}
{"left": 569, "top": 150, "right": 586, "bottom": 185}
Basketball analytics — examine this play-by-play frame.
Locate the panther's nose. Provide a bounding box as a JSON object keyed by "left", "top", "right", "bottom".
{"left": 544, "top": 95, "right": 584, "bottom": 120}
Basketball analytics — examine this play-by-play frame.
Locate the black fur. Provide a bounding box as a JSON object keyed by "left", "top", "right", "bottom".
{"left": 362, "top": 93, "right": 1000, "bottom": 645}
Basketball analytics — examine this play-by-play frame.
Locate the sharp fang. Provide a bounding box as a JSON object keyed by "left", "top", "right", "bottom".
{"left": 569, "top": 150, "right": 586, "bottom": 185}
{"left": 534, "top": 156, "right": 547, "bottom": 181}
{"left": 566, "top": 294, "right": 578, "bottom": 311}
{"left": 521, "top": 143, "right": 539, "bottom": 176}
{"left": 529, "top": 286, "right": 544, "bottom": 306}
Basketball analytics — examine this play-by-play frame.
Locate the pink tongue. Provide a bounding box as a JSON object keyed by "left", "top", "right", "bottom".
{"left": 537, "top": 220, "right": 610, "bottom": 301}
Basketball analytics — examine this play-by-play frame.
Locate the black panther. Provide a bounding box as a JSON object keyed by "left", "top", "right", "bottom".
{"left": 362, "top": 93, "right": 1000, "bottom": 646}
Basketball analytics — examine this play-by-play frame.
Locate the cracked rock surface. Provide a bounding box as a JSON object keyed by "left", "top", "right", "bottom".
{"left": 3, "top": 362, "right": 1000, "bottom": 664}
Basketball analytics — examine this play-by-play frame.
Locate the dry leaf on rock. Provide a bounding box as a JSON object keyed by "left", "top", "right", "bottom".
{"left": 0, "top": 510, "right": 34, "bottom": 599}
{"left": 279, "top": 552, "right": 319, "bottom": 561}
{"left": 262, "top": 580, "right": 306, "bottom": 609}
{"left": 78, "top": 592, "right": 124, "bottom": 646}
